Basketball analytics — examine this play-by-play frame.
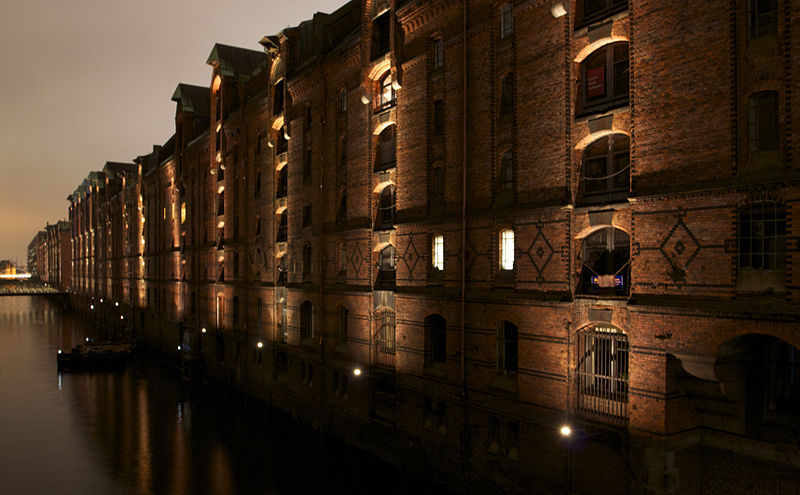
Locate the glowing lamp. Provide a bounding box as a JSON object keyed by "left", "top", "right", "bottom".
{"left": 353, "top": 368, "right": 362, "bottom": 376}
{"left": 177, "top": 345, "right": 182, "bottom": 351}
{"left": 560, "top": 425, "right": 572, "bottom": 437}
{"left": 257, "top": 341, "right": 263, "bottom": 349}
{"left": 201, "top": 327, "right": 207, "bottom": 333}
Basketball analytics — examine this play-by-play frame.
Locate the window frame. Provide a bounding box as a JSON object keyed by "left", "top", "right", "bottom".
{"left": 578, "top": 42, "right": 629, "bottom": 117}
{"left": 748, "top": 0, "right": 778, "bottom": 40}
{"left": 576, "top": 324, "right": 629, "bottom": 423}
{"left": 499, "top": 229, "right": 515, "bottom": 271}
{"left": 738, "top": 202, "right": 786, "bottom": 272}
{"left": 581, "top": 133, "right": 630, "bottom": 200}
{"left": 432, "top": 234, "right": 445, "bottom": 272}
{"left": 432, "top": 37, "right": 444, "bottom": 69}
{"left": 497, "top": 320, "right": 518, "bottom": 376}
{"left": 499, "top": 3, "right": 514, "bottom": 39}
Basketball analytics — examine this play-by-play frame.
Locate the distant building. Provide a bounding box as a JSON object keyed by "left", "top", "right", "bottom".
{"left": 0, "top": 260, "right": 16, "bottom": 275}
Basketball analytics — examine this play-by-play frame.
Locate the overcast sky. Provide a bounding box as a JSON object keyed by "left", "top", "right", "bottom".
{"left": 0, "top": 0, "right": 346, "bottom": 266}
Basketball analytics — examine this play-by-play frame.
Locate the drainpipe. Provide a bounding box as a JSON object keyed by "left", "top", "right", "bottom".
{"left": 460, "top": 0, "right": 468, "bottom": 403}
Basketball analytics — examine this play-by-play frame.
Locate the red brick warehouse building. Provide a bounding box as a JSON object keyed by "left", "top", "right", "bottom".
{"left": 63, "top": 1, "right": 800, "bottom": 493}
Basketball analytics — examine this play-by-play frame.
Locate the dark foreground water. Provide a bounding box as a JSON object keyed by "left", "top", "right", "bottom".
{"left": 0, "top": 296, "right": 439, "bottom": 495}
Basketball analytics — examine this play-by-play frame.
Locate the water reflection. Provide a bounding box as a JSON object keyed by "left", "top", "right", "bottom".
{"left": 0, "top": 296, "right": 440, "bottom": 495}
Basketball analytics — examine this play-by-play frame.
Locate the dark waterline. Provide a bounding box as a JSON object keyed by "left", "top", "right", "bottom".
{"left": 0, "top": 296, "right": 445, "bottom": 495}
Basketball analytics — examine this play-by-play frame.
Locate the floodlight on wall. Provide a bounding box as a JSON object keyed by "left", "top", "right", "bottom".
{"left": 551, "top": 1, "right": 567, "bottom": 18}
{"left": 361, "top": 95, "right": 371, "bottom": 105}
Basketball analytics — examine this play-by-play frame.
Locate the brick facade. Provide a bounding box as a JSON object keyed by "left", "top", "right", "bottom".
{"left": 59, "top": 1, "right": 800, "bottom": 493}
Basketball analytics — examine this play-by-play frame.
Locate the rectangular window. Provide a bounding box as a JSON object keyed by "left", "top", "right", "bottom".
{"left": 500, "top": 229, "right": 514, "bottom": 271}
{"left": 577, "top": 326, "right": 629, "bottom": 423}
{"left": 432, "top": 166, "right": 444, "bottom": 199}
{"left": 749, "top": 0, "right": 778, "bottom": 39}
{"left": 432, "top": 235, "right": 444, "bottom": 271}
{"left": 497, "top": 321, "right": 518, "bottom": 375}
{"left": 340, "top": 88, "right": 347, "bottom": 113}
{"left": 302, "top": 204, "right": 312, "bottom": 228}
{"left": 433, "top": 38, "right": 444, "bottom": 69}
{"left": 304, "top": 149, "right": 312, "bottom": 182}
{"left": 500, "top": 3, "right": 513, "bottom": 39}
{"left": 433, "top": 100, "right": 445, "bottom": 136}
{"left": 749, "top": 91, "right": 779, "bottom": 152}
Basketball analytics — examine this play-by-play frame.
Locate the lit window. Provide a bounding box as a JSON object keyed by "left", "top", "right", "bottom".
{"left": 180, "top": 202, "right": 186, "bottom": 224}
{"left": 377, "top": 72, "right": 396, "bottom": 111}
{"left": 500, "top": 229, "right": 514, "bottom": 271}
{"left": 432, "top": 235, "right": 444, "bottom": 271}
{"left": 500, "top": 3, "right": 513, "bottom": 39}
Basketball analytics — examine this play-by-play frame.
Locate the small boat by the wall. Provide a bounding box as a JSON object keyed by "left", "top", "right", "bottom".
{"left": 57, "top": 341, "right": 137, "bottom": 370}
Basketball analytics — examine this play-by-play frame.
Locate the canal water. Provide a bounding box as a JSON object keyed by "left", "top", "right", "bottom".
{"left": 0, "top": 296, "right": 440, "bottom": 495}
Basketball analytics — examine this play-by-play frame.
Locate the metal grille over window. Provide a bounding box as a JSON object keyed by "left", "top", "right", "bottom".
{"left": 576, "top": 324, "right": 628, "bottom": 424}
{"left": 374, "top": 307, "right": 396, "bottom": 367}
{"left": 580, "top": 227, "right": 629, "bottom": 296}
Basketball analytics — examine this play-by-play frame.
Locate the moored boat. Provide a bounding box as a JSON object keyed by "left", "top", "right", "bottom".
{"left": 57, "top": 341, "right": 137, "bottom": 370}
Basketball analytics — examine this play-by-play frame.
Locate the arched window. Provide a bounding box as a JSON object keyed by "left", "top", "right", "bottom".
{"left": 276, "top": 166, "right": 288, "bottom": 198}
{"left": 300, "top": 301, "right": 313, "bottom": 341}
{"left": 376, "top": 72, "right": 396, "bottom": 111}
{"left": 580, "top": 227, "right": 630, "bottom": 295}
{"left": 376, "top": 185, "right": 396, "bottom": 229}
{"left": 375, "top": 125, "right": 396, "bottom": 171}
{"left": 272, "top": 79, "right": 284, "bottom": 116}
{"left": 576, "top": 324, "right": 628, "bottom": 423}
{"left": 582, "top": 134, "right": 630, "bottom": 199}
{"left": 276, "top": 212, "right": 287, "bottom": 242}
{"left": 497, "top": 320, "right": 518, "bottom": 376}
{"left": 424, "top": 314, "right": 447, "bottom": 365}
{"left": 578, "top": 42, "right": 629, "bottom": 116}
{"left": 499, "top": 229, "right": 515, "bottom": 271}
{"left": 276, "top": 126, "right": 288, "bottom": 155}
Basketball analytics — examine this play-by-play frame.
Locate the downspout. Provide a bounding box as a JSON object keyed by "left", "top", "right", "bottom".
{"left": 460, "top": 0, "right": 468, "bottom": 403}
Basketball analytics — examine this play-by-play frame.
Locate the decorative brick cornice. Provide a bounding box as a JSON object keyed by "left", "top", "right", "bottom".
{"left": 398, "top": 0, "right": 460, "bottom": 36}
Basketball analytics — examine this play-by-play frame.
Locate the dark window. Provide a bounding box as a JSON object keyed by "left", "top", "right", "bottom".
{"left": 582, "top": 134, "right": 630, "bottom": 199}
{"left": 578, "top": 0, "right": 627, "bottom": 28}
{"left": 432, "top": 166, "right": 444, "bottom": 200}
{"left": 749, "top": 0, "right": 778, "bottom": 39}
{"left": 273, "top": 80, "right": 284, "bottom": 116}
{"left": 255, "top": 215, "right": 261, "bottom": 236}
{"left": 304, "top": 149, "right": 312, "bottom": 183}
{"left": 576, "top": 324, "right": 628, "bottom": 423}
{"left": 376, "top": 72, "right": 396, "bottom": 112}
{"left": 507, "top": 422, "right": 519, "bottom": 460}
{"left": 232, "top": 295, "right": 240, "bottom": 325}
{"left": 375, "top": 125, "right": 396, "bottom": 171}
{"left": 433, "top": 99, "right": 445, "bottom": 135}
{"left": 257, "top": 298, "right": 263, "bottom": 322}
{"left": 217, "top": 191, "right": 224, "bottom": 216}
{"left": 424, "top": 314, "right": 447, "bottom": 365}
{"left": 749, "top": 91, "right": 779, "bottom": 153}
{"left": 254, "top": 170, "right": 261, "bottom": 198}
{"left": 336, "top": 188, "right": 347, "bottom": 226}
{"left": 339, "top": 137, "right": 347, "bottom": 170}
{"left": 276, "top": 127, "right": 288, "bottom": 155}
{"left": 499, "top": 151, "right": 514, "bottom": 192}
{"left": 579, "top": 42, "right": 629, "bottom": 116}
{"left": 339, "top": 307, "right": 348, "bottom": 343}
{"left": 302, "top": 204, "right": 312, "bottom": 228}
{"left": 739, "top": 202, "right": 786, "bottom": 270}
{"left": 500, "top": 73, "right": 514, "bottom": 116}
{"left": 580, "top": 227, "right": 630, "bottom": 296}
{"left": 432, "top": 38, "right": 444, "bottom": 69}
{"left": 216, "top": 334, "right": 225, "bottom": 362}
{"left": 371, "top": 11, "right": 391, "bottom": 59}
{"left": 233, "top": 252, "right": 239, "bottom": 278}
{"left": 498, "top": 320, "right": 518, "bottom": 376}
{"left": 300, "top": 301, "right": 313, "bottom": 340}
{"left": 277, "top": 167, "right": 288, "bottom": 198}
{"left": 302, "top": 244, "right": 312, "bottom": 281}
{"left": 377, "top": 185, "right": 396, "bottom": 229}
{"left": 276, "top": 213, "right": 287, "bottom": 242}
{"left": 340, "top": 88, "right": 347, "bottom": 113}
{"left": 500, "top": 3, "right": 513, "bottom": 39}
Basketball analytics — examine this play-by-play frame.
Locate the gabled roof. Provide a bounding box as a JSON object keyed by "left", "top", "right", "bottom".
{"left": 172, "top": 83, "right": 211, "bottom": 118}
{"left": 206, "top": 43, "right": 269, "bottom": 79}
